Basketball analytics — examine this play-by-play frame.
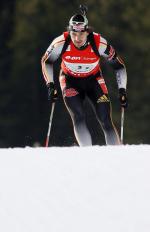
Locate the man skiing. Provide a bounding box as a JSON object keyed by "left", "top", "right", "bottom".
{"left": 41, "top": 6, "right": 128, "bottom": 146}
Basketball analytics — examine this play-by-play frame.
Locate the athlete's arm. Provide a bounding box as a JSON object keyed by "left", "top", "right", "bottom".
{"left": 98, "top": 36, "right": 127, "bottom": 90}
{"left": 41, "top": 34, "right": 65, "bottom": 84}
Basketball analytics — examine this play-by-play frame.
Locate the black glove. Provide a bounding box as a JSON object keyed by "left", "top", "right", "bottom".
{"left": 119, "top": 88, "right": 128, "bottom": 108}
{"left": 47, "top": 82, "right": 58, "bottom": 102}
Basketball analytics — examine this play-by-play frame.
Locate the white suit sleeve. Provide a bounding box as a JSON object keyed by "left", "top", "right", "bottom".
{"left": 98, "top": 36, "right": 127, "bottom": 90}
{"left": 41, "top": 34, "right": 65, "bottom": 84}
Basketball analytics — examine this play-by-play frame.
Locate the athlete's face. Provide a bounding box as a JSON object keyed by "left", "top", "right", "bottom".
{"left": 70, "top": 31, "right": 88, "bottom": 48}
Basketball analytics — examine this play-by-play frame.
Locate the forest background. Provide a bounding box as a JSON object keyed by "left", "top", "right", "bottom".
{"left": 0, "top": 0, "right": 150, "bottom": 147}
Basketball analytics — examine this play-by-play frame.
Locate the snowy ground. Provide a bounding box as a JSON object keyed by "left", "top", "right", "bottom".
{"left": 0, "top": 145, "right": 150, "bottom": 232}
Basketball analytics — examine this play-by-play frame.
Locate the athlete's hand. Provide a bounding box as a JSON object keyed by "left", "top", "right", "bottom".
{"left": 47, "top": 82, "right": 58, "bottom": 102}
{"left": 119, "top": 88, "right": 128, "bottom": 108}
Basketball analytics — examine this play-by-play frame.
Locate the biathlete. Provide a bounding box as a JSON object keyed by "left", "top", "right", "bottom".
{"left": 41, "top": 6, "right": 128, "bottom": 146}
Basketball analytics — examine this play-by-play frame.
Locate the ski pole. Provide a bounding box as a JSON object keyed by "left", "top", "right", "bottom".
{"left": 45, "top": 102, "right": 55, "bottom": 147}
{"left": 120, "top": 107, "right": 124, "bottom": 144}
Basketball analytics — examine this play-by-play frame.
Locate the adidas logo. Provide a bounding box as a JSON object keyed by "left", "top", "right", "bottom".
{"left": 97, "top": 95, "right": 110, "bottom": 103}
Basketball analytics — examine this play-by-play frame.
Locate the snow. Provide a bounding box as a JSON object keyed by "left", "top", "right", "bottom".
{"left": 0, "top": 145, "right": 150, "bottom": 232}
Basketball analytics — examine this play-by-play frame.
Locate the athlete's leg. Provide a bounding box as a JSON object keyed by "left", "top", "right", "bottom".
{"left": 59, "top": 73, "right": 92, "bottom": 146}
{"left": 87, "top": 78, "right": 120, "bottom": 145}
{"left": 64, "top": 94, "right": 92, "bottom": 146}
{"left": 94, "top": 101, "right": 120, "bottom": 145}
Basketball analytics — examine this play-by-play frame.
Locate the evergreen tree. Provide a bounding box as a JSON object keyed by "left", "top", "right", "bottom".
{"left": 0, "top": 0, "right": 16, "bottom": 146}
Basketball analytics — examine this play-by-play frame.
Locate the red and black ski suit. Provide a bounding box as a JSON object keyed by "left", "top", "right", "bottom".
{"left": 41, "top": 31, "right": 127, "bottom": 146}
